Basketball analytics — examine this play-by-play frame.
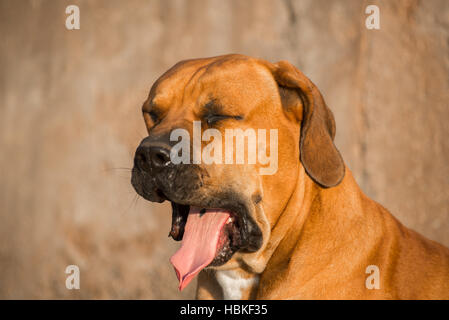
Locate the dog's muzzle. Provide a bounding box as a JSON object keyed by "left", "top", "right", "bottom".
{"left": 131, "top": 132, "right": 262, "bottom": 291}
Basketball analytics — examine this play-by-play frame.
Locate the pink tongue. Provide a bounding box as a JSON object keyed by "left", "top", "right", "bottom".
{"left": 169, "top": 206, "right": 230, "bottom": 291}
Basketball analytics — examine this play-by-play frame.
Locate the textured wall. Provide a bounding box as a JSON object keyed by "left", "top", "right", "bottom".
{"left": 0, "top": 0, "right": 448, "bottom": 299}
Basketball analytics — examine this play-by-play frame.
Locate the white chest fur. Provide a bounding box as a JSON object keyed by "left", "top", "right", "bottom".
{"left": 215, "top": 270, "right": 259, "bottom": 300}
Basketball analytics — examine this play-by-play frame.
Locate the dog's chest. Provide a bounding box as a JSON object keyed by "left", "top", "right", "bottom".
{"left": 215, "top": 270, "right": 259, "bottom": 300}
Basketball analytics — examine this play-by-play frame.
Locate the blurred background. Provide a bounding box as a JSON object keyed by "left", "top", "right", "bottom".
{"left": 0, "top": 0, "right": 448, "bottom": 299}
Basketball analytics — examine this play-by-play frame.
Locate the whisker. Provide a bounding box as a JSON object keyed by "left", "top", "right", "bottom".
{"left": 105, "top": 167, "right": 133, "bottom": 172}
{"left": 120, "top": 193, "right": 140, "bottom": 217}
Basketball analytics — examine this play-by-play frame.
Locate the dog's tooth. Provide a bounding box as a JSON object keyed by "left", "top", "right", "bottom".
{"left": 227, "top": 217, "right": 232, "bottom": 224}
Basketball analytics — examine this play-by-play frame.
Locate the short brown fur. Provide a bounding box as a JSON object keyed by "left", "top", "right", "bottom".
{"left": 142, "top": 54, "right": 449, "bottom": 299}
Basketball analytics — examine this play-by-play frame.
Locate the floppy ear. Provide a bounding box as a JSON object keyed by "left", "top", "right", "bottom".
{"left": 267, "top": 60, "right": 345, "bottom": 188}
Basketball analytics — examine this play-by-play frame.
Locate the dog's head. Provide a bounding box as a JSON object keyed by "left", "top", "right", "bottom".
{"left": 131, "top": 54, "right": 344, "bottom": 290}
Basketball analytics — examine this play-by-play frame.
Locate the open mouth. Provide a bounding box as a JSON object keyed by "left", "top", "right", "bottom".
{"left": 131, "top": 166, "right": 263, "bottom": 291}
{"left": 130, "top": 134, "right": 265, "bottom": 291}
{"left": 168, "top": 203, "right": 243, "bottom": 291}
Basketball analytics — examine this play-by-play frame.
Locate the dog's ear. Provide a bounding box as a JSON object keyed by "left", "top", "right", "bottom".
{"left": 266, "top": 60, "right": 345, "bottom": 188}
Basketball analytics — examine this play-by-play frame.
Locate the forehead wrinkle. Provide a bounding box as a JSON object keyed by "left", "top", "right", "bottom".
{"left": 151, "top": 55, "right": 253, "bottom": 113}
{"left": 149, "top": 58, "right": 217, "bottom": 107}
{"left": 196, "top": 56, "right": 249, "bottom": 85}
{"left": 198, "top": 60, "right": 267, "bottom": 112}
{"left": 181, "top": 63, "right": 211, "bottom": 107}
{"left": 185, "top": 56, "right": 250, "bottom": 102}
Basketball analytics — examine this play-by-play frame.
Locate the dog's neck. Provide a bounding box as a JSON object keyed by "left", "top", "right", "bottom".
{"left": 256, "top": 166, "right": 374, "bottom": 298}
{"left": 201, "top": 166, "right": 369, "bottom": 299}
{"left": 208, "top": 166, "right": 323, "bottom": 299}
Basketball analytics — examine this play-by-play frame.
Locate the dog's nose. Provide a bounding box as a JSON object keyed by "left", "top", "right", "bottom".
{"left": 135, "top": 145, "right": 171, "bottom": 172}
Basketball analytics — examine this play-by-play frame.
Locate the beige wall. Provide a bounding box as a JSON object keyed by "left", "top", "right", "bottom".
{"left": 0, "top": 0, "right": 448, "bottom": 299}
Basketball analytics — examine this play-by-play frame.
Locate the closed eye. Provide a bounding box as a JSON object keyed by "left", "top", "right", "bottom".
{"left": 148, "top": 110, "right": 161, "bottom": 123}
{"left": 206, "top": 114, "right": 243, "bottom": 126}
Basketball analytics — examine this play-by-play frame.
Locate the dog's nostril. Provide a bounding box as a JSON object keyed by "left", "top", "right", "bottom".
{"left": 156, "top": 153, "right": 166, "bottom": 163}
{"left": 135, "top": 147, "right": 151, "bottom": 172}
{"left": 149, "top": 146, "right": 171, "bottom": 168}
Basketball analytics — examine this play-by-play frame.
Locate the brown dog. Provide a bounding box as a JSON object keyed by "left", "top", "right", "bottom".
{"left": 131, "top": 54, "right": 449, "bottom": 299}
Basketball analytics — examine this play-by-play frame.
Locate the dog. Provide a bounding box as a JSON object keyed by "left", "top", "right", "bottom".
{"left": 131, "top": 54, "right": 449, "bottom": 299}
